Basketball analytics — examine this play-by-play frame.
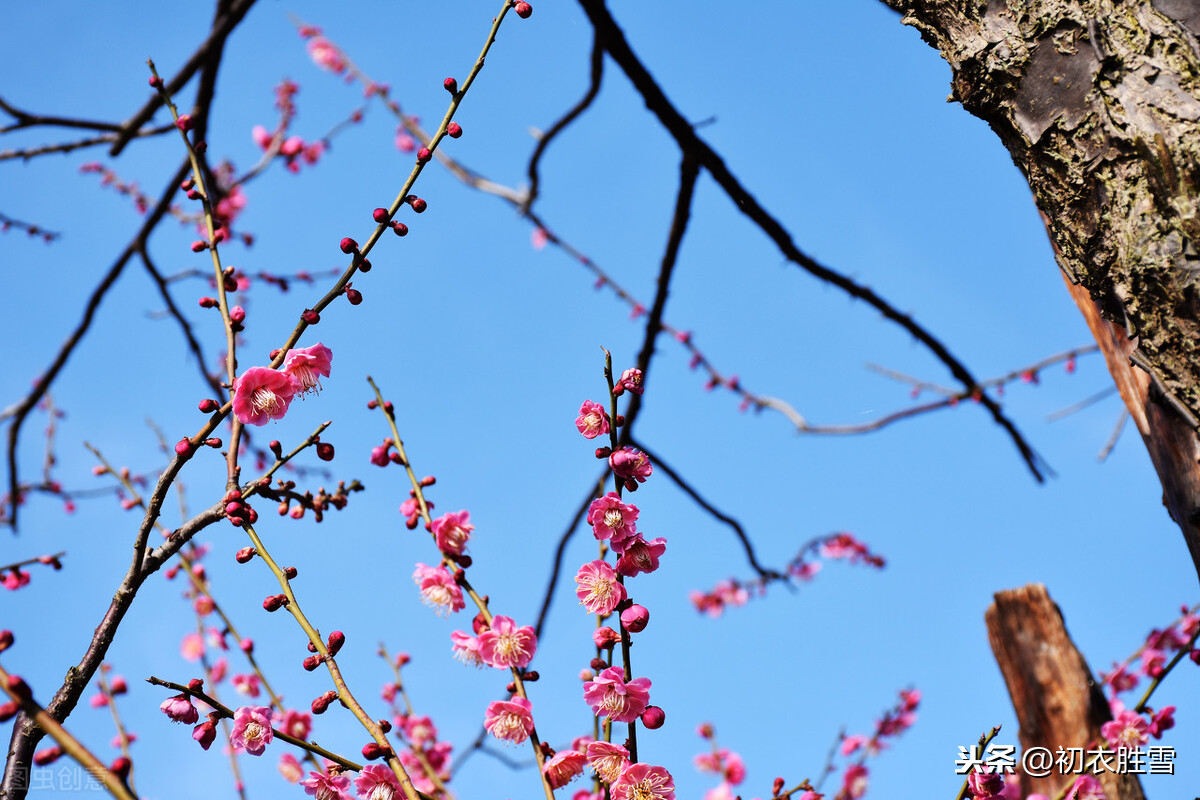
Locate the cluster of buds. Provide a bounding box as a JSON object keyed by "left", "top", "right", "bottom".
{"left": 223, "top": 489, "right": 258, "bottom": 528}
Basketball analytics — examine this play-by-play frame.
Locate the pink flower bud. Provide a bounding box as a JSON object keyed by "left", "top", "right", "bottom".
{"left": 176, "top": 115, "right": 194, "bottom": 131}
{"left": 621, "top": 604, "right": 649, "bottom": 633}
{"left": 175, "top": 437, "right": 194, "bottom": 455}
{"left": 641, "top": 705, "right": 665, "bottom": 729}
{"left": 592, "top": 626, "right": 621, "bottom": 649}
{"left": 204, "top": 438, "right": 221, "bottom": 448}
{"left": 417, "top": 147, "right": 432, "bottom": 163}
{"left": 198, "top": 398, "right": 219, "bottom": 412}
{"left": 362, "top": 742, "right": 391, "bottom": 760}
{"left": 392, "top": 221, "right": 408, "bottom": 236}
{"left": 229, "top": 305, "right": 246, "bottom": 323}
{"left": 340, "top": 237, "right": 358, "bottom": 254}
{"left": 302, "top": 308, "right": 320, "bottom": 325}
{"left": 198, "top": 296, "right": 217, "bottom": 308}
{"left": 446, "top": 122, "right": 462, "bottom": 138}
{"left": 443, "top": 77, "right": 458, "bottom": 94}
{"left": 33, "top": 747, "right": 63, "bottom": 766}
{"left": 311, "top": 690, "right": 338, "bottom": 714}
{"left": 406, "top": 196, "right": 427, "bottom": 213}
{"left": 513, "top": 1, "right": 532, "bottom": 18}
{"left": 193, "top": 720, "right": 217, "bottom": 750}
{"left": 263, "top": 594, "right": 288, "bottom": 612}
{"left": 372, "top": 208, "right": 389, "bottom": 223}
{"left": 149, "top": 76, "right": 163, "bottom": 88}
{"left": 240, "top": 639, "right": 254, "bottom": 654}
{"left": 191, "top": 240, "right": 208, "bottom": 252}
{"left": 303, "top": 655, "right": 322, "bottom": 672}
{"left": 0, "top": 702, "right": 19, "bottom": 722}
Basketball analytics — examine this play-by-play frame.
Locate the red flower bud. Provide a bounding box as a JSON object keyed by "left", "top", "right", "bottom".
{"left": 372, "top": 208, "right": 390, "bottom": 223}
{"left": 204, "top": 438, "right": 222, "bottom": 448}
{"left": 176, "top": 115, "right": 194, "bottom": 131}
{"left": 641, "top": 705, "right": 665, "bottom": 729}
{"left": 270, "top": 440, "right": 283, "bottom": 458}
{"left": 513, "top": 1, "right": 533, "bottom": 18}
{"left": 175, "top": 437, "right": 194, "bottom": 455}
{"left": 362, "top": 742, "right": 391, "bottom": 760}
{"left": 198, "top": 296, "right": 217, "bottom": 308}
{"left": 417, "top": 147, "right": 432, "bottom": 164}
{"left": 346, "top": 288, "right": 363, "bottom": 305}
{"left": 0, "top": 630, "right": 12, "bottom": 652}
{"left": 316, "top": 442, "right": 335, "bottom": 461}
{"left": 358, "top": 257, "right": 371, "bottom": 272}
{"left": 392, "top": 221, "right": 408, "bottom": 237}
{"left": 190, "top": 240, "right": 208, "bottom": 252}
{"left": 198, "top": 398, "right": 219, "bottom": 413}
{"left": 327, "top": 631, "right": 346, "bottom": 656}
{"left": 340, "top": 237, "right": 358, "bottom": 254}
{"left": 0, "top": 702, "right": 18, "bottom": 722}
{"left": 595, "top": 447, "right": 612, "bottom": 459}
{"left": 284, "top": 566, "right": 298, "bottom": 579}
{"left": 303, "top": 654, "right": 322, "bottom": 671}
{"left": 446, "top": 122, "right": 462, "bottom": 138}
{"left": 621, "top": 604, "right": 649, "bottom": 633}
{"left": 406, "top": 196, "right": 427, "bottom": 213}
{"left": 443, "top": 77, "right": 458, "bottom": 94}
{"left": 302, "top": 309, "right": 321, "bottom": 325}
{"left": 110, "top": 757, "right": 131, "bottom": 779}
{"left": 149, "top": 76, "right": 164, "bottom": 89}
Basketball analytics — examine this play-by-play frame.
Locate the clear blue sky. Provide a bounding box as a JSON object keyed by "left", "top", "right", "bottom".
{"left": 1, "top": 2, "right": 1195, "bottom": 799}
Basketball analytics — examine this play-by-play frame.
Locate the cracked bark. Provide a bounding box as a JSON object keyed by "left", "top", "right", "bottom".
{"left": 882, "top": 0, "right": 1200, "bottom": 582}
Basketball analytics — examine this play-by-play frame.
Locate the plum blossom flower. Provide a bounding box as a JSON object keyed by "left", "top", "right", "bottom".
{"left": 401, "top": 714, "right": 437, "bottom": 746}
{"left": 616, "top": 536, "right": 667, "bottom": 577}
{"left": 575, "top": 400, "right": 611, "bottom": 440}
{"left": 478, "top": 616, "right": 537, "bottom": 669}
{"left": 301, "top": 770, "right": 354, "bottom": 799}
{"left": 276, "top": 709, "right": 311, "bottom": 740}
{"left": 306, "top": 37, "right": 347, "bottom": 73}
{"left": 230, "top": 706, "right": 273, "bottom": 756}
{"left": 617, "top": 368, "right": 644, "bottom": 395}
{"left": 585, "top": 741, "right": 630, "bottom": 783}
{"left": 354, "top": 764, "right": 402, "bottom": 800}
{"left": 586, "top": 493, "right": 639, "bottom": 550}
{"left": 609, "top": 447, "right": 652, "bottom": 483}
{"left": 278, "top": 753, "right": 303, "bottom": 783}
{"left": 432, "top": 510, "right": 474, "bottom": 556}
{"left": 1065, "top": 775, "right": 1104, "bottom": 800}
{"left": 841, "top": 764, "right": 868, "bottom": 800}
{"left": 412, "top": 564, "right": 464, "bottom": 616}
{"left": 583, "top": 666, "right": 651, "bottom": 723}
{"left": 1148, "top": 705, "right": 1175, "bottom": 738}
{"left": 283, "top": 343, "right": 333, "bottom": 395}
{"left": 451, "top": 630, "right": 484, "bottom": 667}
{"left": 612, "top": 763, "right": 674, "bottom": 800}
{"left": 543, "top": 749, "right": 587, "bottom": 789}
{"left": 1101, "top": 707, "right": 1149, "bottom": 751}
{"left": 232, "top": 367, "right": 298, "bottom": 426}
{"left": 531, "top": 228, "right": 549, "bottom": 250}
{"left": 484, "top": 697, "right": 534, "bottom": 744}
{"left": 575, "top": 560, "right": 626, "bottom": 615}
{"left": 966, "top": 768, "right": 1005, "bottom": 798}
{"left": 180, "top": 632, "right": 205, "bottom": 661}
{"left": 159, "top": 694, "right": 199, "bottom": 724}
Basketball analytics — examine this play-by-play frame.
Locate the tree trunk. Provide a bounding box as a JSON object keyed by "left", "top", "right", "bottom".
{"left": 882, "top": 0, "right": 1200, "bottom": 582}
{"left": 986, "top": 584, "right": 1145, "bottom": 799}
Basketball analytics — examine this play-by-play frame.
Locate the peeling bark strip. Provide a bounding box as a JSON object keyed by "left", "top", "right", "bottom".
{"left": 884, "top": 0, "right": 1200, "bottom": 580}
{"left": 986, "top": 584, "right": 1145, "bottom": 800}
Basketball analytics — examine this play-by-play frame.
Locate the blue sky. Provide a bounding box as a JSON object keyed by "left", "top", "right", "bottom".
{"left": 1, "top": 2, "right": 1196, "bottom": 799}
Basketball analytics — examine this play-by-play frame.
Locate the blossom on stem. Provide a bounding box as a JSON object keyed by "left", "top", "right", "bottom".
{"left": 575, "top": 400, "right": 611, "bottom": 440}
{"left": 412, "top": 563, "right": 464, "bottom": 616}
{"left": 583, "top": 666, "right": 651, "bottom": 723}
{"left": 306, "top": 37, "right": 347, "bottom": 73}
{"left": 1101, "top": 707, "right": 1150, "bottom": 751}
{"left": 301, "top": 770, "right": 354, "bottom": 799}
{"left": 615, "top": 535, "right": 667, "bottom": 577}
{"left": 543, "top": 749, "right": 587, "bottom": 789}
{"left": 618, "top": 368, "right": 644, "bottom": 395}
{"left": 612, "top": 763, "right": 674, "bottom": 800}
{"left": 354, "top": 763, "right": 403, "bottom": 800}
{"left": 451, "top": 630, "right": 484, "bottom": 667}
{"left": 230, "top": 706, "right": 274, "bottom": 756}
{"left": 575, "top": 560, "right": 626, "bottom": 615}
{"left": 585, "top": 740, "right": 630, "bottom": 784}
{"left": 609, "top": 447, "right": 652, "bottom": 483}
{"left": 841, "top": 764, "right": 868, "bottom": 800}
{"left": 484, "top": 696, "right": 534, "bottom": 744}
{"left": 477, "top": 615, "right": 537, "bottom": 669}
{"left": 283, "top": 343, "right": 333, "bottom": 395}
{"left": 159, "top": 694, "right": 199, "bottom": 724}
{"left": 232, "top": 367, "right": 299, "bottom": 426}
{"left": 586, "top": 492, "right": 639, "bottom": 550}
{"left": 432, "top": 510, "right": 474, "bottom": 556}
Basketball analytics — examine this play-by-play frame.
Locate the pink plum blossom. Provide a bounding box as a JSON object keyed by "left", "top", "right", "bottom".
{"left": 583, "top": 666, "right": 651, "bottom": 723}
{"left": 159, "top": 694, "right": 198, "bottom": 724}
{"left": 612, "top": 763, "right": 674, "bottom": 800}
{"left": 617, "top": 368, "right": 644, "bottom": 395}
{"left": 451, "top": 630, "right": 484, "bottom": 667}
{"left": 301, "top": 770, "right": 354, "bottom": 799}
{"left": 1149, "top": 705, "right": 1175, "bottom": 738}
{"left": 543, "top": 749, "right": 587, "bottom": 789}
{"left": 609, "top": 447, "right": 652, "bottom": 483}
{"left": 277, "top": 753, "right": 303, "bottom": 783}
{"left": 432, "top": 510, "right": 474, "bottom": 556}
{"left": 230, "top": 706, "right": 274, "bottom": 756}
{"left": 575, "top": 400, "right": 611, "bottom": 439}
{"left": 575, "top": 560, "right": 626, "bottom": 615}
{"left": 401, "top": 714, "right": 437, "bottom": 746}
{"left": 585, "top": 741, "right": 629, "bottom": 784}
{"left": 277, "top": 709, "right": 312, "bottom": 740}
{"left": 841, "top": 764, "right": 868, "bottom": 800}
{"left": 412, "top": 563, "right": 464, "bottom": 616}
{"left": 616, "top": 536, "right": 667, "bottom": 577}
{"left": 1101, "top": 708, "right": 1149, "bottom": 750}
{"left": 354, "top": 763, "right": 402, "bottom": 800}
{"left": 283, "top": 343, "right": 333, "bottom": 395}
{"left": 484, "top": 697, "right": 534, "bottom": 744}
{"left": 478, "top": 616, "right": 537, "bottom": 669}
{"left": 306, "top": 38, "right": 347, "bottom": 73}
{"left": 180, "top": 632, "right": 204, "bottom": 661}
{"left": 586, "top": 493, "right": 639, "bottom": 550}
{"left": 232, "top": 367, "right": 298, "bottom": 426}
{"left": 1065, "top": 775, "right": 1104, "bottom": 800}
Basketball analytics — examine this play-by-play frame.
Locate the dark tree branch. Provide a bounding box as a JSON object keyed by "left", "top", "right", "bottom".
{"left": 523, "top": 30, "right": 604, "bottom": 213}
{"left": 630, "top": 436, "right": 777, "bottom": 581}
{"left": 577, "top": 0, "right": 1046, "bottom": 482}
{"left": 4, "top": 159, "right": 191, "bottom": 532}
{"left": 108, "top": 0, "right": 257, "bottom": 157}
{"left": 0, "top": 96, "right": 126, "bottom": 133}
{"left": 0, "top": 124, "right": 174, "bottom": 162}
{"left": 138, "top": 245, "right": 226, "bottom": 400}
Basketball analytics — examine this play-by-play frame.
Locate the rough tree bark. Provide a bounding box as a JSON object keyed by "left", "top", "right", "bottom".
{"left": 986, "top": 584, "right": 1145, "bottom": 799}
{"left": 881, "top": 0, "right": 1200, "bottom": 582}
